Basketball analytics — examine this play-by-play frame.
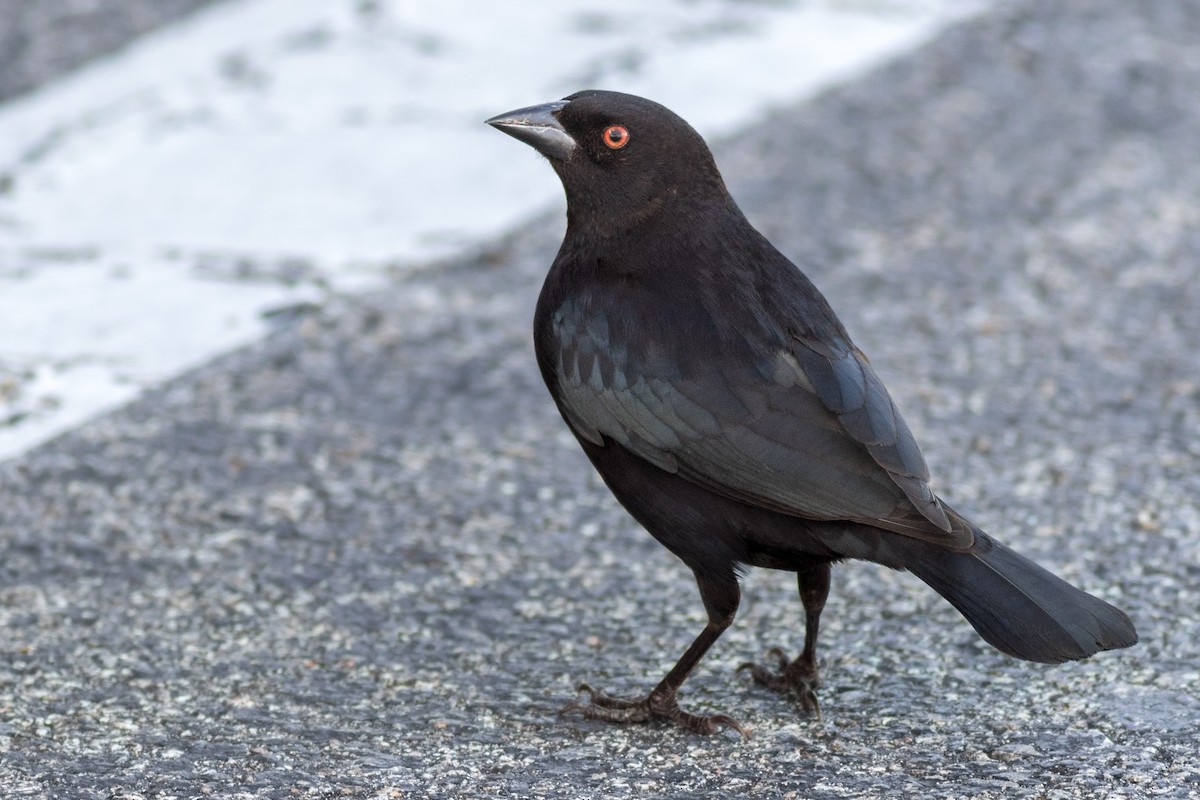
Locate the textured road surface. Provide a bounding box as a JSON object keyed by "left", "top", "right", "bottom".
{"left": 0, "top": 0, "right": 225, "bottom": 103}
{"left": 2, "top": 1, "right": 1199, "bottom": 797}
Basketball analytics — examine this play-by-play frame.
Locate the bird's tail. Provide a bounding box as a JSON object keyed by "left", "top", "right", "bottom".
{"left": 890, "top": 528, "right": 1137, "bottom": 663}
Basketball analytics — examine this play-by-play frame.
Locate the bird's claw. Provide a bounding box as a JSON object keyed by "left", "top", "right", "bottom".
{"left": 560, "top": 683, "right": 749, "bottom": 739}
{"left": 740, "top": 649, "right": 823, "bottom": 720}
{"left": 703, "top": 713, "right": 750, "bottom": 740}
{"left": 737, "top": 645, "right": 788, "bottom": 677}
{"left": 796, "top": 686, "right": 821, "bottom": 720}
{"left": 560, "top": 682, "right": 642, "bottom": 713}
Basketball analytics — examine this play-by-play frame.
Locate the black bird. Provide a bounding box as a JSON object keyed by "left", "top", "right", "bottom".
{"left": 485, "top": 90, "right": 1136, "bottom": 737}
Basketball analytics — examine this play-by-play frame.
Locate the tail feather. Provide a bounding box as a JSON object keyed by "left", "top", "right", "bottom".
{"left": 893, "top": 530, "right": 1137, "bottom": 663}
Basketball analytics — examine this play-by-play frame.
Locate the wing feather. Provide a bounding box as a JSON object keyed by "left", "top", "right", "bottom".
{"left": 550, "top": 301, "right": 966, "bottom": 547}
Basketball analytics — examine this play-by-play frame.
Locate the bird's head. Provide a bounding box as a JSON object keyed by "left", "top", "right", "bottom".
{"left": 486, "top": 90, "right": 728, "bottom": 234}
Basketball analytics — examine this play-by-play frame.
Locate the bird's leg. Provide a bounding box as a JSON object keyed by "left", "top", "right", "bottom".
{"left": 561, "top": 572, "right": 748, "bottom": 738}
{"left": 739, "top": 561, "right": 830, "bottom": 718}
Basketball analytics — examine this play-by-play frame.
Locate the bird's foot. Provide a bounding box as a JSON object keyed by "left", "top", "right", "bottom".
{"left": 738, "top": 647, "right": 822, "bottom": 719}
{"left": 560, "top": 683, "right": 748, "bottom": 739}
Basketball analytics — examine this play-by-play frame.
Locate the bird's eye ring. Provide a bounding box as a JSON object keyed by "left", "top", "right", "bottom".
{"left": 602, "top": 125, "right": 629, "bottom": 150}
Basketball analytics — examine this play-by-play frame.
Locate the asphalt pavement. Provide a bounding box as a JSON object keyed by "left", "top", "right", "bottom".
{"left": 0, "top": 0, "right": 226, "bottom": 103}
{"left": 2, "top": 0, "right": 1199, "bottom": 797}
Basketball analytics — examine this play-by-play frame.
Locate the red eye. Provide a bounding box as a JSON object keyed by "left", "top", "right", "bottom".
{"left": 602, "top": 125, "right": 629, "bottom": 149}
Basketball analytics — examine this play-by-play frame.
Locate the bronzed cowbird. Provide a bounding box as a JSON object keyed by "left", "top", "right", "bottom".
{"left": 486, "top": 91, "right": 1136, "bottom": 737}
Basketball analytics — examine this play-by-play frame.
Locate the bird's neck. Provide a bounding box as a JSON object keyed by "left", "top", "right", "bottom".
{"left": 562, "top": 172, "right": 736, "bottom": 244}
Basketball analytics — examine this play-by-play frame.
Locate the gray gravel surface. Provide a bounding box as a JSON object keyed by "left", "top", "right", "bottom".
{"left": 0, "top": 0, "right": 227, "bottom": 103}
{"left": 2, "top": 0, "right": 1199, "bottom": 797}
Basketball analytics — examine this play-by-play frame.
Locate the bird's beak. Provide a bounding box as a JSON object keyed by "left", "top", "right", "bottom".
{"left": 486, "top": 100, "right": 576, "bottom": 161}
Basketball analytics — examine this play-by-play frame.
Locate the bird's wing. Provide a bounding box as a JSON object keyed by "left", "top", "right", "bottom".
{"left": 551, "top": 303, "right": 971, "bottom": 548}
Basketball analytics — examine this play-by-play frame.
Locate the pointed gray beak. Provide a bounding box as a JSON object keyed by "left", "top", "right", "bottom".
{"left": 486, "top": 100, "right": 576, "bottom": 161}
